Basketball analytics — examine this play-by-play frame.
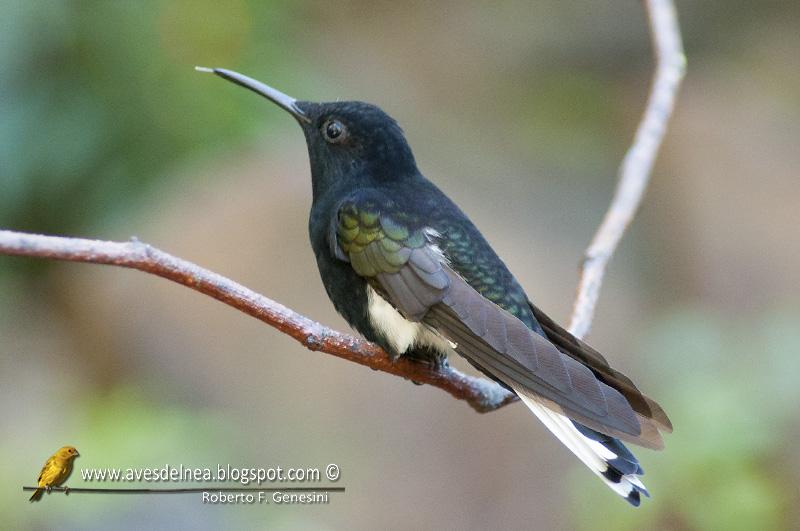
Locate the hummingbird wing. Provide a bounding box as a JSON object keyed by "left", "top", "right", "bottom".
{"left": 333, "top": 191, "right": 451, "bottom": 321}
{"left": 332, "top": 190, "right": 666, "bottom": 448}
{"left": 528, "top": 302, "right": 672, "bottom": 434}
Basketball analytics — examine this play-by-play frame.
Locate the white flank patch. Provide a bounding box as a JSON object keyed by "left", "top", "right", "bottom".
{"left": 515, "top": 389, "right": 646, "bottom": 500}
{"left": 366, "top": 286, "right": 455, "bottom": 355}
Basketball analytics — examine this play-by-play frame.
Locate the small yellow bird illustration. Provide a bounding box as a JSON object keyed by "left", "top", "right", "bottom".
{"left": 29, "top": 446, "right": 80, "bottom": 502}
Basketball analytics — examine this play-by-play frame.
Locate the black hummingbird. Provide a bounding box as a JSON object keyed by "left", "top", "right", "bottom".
{"left": 198, "top": 67, "right": 671, "bottom": 506}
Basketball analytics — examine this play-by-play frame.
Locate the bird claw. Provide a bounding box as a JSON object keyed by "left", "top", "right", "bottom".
{"left": 405, "top": 348, "right": 449, "bottom": 372}
{"left": 63, "top": 486, "right": 70, "bottom": 495}
{"left": 430, "top": 355, "right": 449, "bottom": 371}
{"left": 45, "top": 486, "right": 52, "bottom": 494}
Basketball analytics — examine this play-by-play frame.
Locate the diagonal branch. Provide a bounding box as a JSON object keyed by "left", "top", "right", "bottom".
{"left": 569, "top": 0, "right": 686, "bottom": 339}
{"left": 0, "top": 230, "right": 515, "bottom": 412}
{"left": 0, "top": 0, "right": 683, "bottom": 413}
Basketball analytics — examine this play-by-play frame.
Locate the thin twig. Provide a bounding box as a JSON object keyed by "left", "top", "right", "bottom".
{"left": 0, "top": 1, "right": 683, "bottom": 413}
{"left": 24, "top": 486, "right": 344, "bottom": 495}
{"left": 569, "top": 0, "right": 686, "bottom": 339}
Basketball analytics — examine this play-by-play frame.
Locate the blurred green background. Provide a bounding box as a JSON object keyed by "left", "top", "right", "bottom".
{"left": 2, "top": 1, "right": 799, "bottom": 529}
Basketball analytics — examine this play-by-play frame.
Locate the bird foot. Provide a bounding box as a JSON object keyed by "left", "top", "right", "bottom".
{"left": 405, "top": 349, "right": 449, "bottom": 372}
{"left": 63, "top": 485, "right": 70, "bottom": 495}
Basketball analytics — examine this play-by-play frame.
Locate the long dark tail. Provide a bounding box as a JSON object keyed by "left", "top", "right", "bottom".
{"left": 29, "top": 488, "right": 43, "bottom": 502}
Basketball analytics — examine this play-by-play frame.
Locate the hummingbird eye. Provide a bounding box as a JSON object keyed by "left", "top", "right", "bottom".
{"left": 322, "top": 119, "right": 348, "bottom": 144}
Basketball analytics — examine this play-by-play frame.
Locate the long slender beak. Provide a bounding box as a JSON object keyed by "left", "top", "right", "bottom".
{"left": 195, "top": 66, "right": 310, "bottom": 124}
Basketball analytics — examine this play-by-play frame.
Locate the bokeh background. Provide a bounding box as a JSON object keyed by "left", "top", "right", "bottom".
{"left": 2, "top": 1, "right": 798, "bottom": 529}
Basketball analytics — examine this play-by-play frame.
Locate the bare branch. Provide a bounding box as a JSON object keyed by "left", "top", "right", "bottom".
{"left": 0, "top": 230, "right": 515, "bottom": 413}
{"left": 568, "top": 0, "right": 686, "bottom": 339}
{"left": 0, "top": 1, "right": 684, "bottom": 413}
{"left": 23, "top": 485, "right": 343, "bottom": 495}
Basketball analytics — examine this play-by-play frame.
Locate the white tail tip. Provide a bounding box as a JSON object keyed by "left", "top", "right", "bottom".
{"left": 516, "top": 390, "right": 648, "bottom": 506}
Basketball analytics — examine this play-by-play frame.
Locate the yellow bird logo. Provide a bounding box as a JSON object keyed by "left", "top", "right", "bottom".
{"left": 29, "top": 446, "right": 80, "bottom": 502}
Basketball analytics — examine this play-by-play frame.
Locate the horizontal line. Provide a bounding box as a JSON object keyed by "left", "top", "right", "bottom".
{"left": 24, "top": 486, "right": 345, "bottom": 494}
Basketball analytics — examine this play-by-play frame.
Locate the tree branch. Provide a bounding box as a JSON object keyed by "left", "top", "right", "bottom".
{"left": 0, "top": 230, "right": 515, "bottom": 412}
{"left": 0, "top": 0, "right": 684, "bottom": 413}
{"left": 569, "top": 0, "right": 686, "bottom": 339}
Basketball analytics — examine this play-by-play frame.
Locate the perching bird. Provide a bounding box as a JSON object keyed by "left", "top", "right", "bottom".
{"left": 199, "top": 67, "right": 672, "bottom": 506}
{"left": 29, "top": 446, "right": 79, "bottom": 501}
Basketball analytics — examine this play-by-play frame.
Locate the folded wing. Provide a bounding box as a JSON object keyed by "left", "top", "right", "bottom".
{"left": 332, "top": 189, "right": 668, "bottom": 448}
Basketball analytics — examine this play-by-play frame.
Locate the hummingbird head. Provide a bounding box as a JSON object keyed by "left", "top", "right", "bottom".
{"left": 198, "top": 67, "right": 419, "bottom": 199}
